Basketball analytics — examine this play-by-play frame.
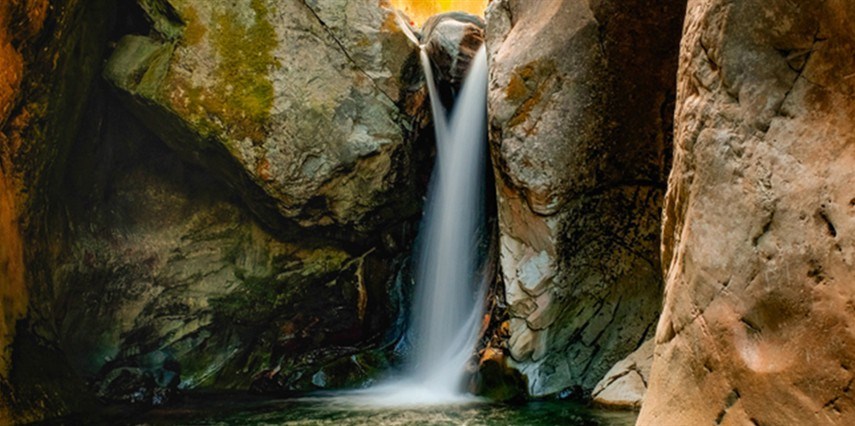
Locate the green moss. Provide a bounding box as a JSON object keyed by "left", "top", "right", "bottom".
{"left": 207, "top": 0, "right": 278, "bottom": 142}
{"left": 181, "top": 5, "right": 206, "bottom": 46}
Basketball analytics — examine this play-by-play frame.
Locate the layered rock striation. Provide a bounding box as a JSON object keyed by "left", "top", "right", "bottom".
{"left": 484, "top": 0, "right": 685, "bottom": 396}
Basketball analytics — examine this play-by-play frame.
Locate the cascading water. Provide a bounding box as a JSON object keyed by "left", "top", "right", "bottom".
{"left": 338, "top": 44, "right": 489, "bottom": 407}
{"left": 407, "top": 45, "right": 488, "bottom": 397}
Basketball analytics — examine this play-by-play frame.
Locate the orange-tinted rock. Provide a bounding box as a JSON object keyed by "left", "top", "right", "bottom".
{"left": 1, "top": 0, "right": 115, "bottom": 422}
{"left": 639, "top": 0, "right": 855, "bottom": 424}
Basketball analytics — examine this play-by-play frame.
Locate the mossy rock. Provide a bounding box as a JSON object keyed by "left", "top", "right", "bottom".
{"left": 103, "top": 0, "right": 429, "bottom": 238}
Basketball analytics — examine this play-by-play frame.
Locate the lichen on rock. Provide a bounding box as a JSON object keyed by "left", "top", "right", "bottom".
{"left": 104, "top": 0, "right": 427, "bottom": 236}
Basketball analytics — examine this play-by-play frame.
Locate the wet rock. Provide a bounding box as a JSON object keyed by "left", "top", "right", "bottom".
{"left": 639, "top": 1, "right": 855, "bottom": 424}
{"left": 592, "top": 339, "right": 653, "bottom": 409}
{"left": 472, "top": 347, "right": 527, "bottom": 402}
{"left": 485, "top": 0, "right": 685, "bottom": 396}
{"left": 252, "top": 349, "right": 392, "bottom": 394}
{"left": 421, "top": 12, "right": 485, "bottom": 91}
{"left": 95, "top": 365, "right": 179, "bottom": 407}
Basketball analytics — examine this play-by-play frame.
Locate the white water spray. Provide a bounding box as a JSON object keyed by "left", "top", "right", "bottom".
{"left": 407, "top": 45, "right": 488, "bottom": 397}
{"left": 336, "top": 46, "right": 489, "bottom": 407}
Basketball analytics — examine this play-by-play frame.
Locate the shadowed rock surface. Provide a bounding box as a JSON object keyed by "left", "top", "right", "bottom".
{"left": 1, "top": 0, "right": 433, "bottom": 421}
{"left": 639, "top": 0, "right": 855, "bottom": 424}
{"left": 484, "top": 0, "right": 685, "bottom": 396}
{"left": 54, "top": 86, "right": 411, "bottom": 401}
{"left": 1, "top": 0, "right": 114, "bottom": 422}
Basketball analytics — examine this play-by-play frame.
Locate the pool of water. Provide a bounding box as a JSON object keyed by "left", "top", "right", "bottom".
{"left": 65, "top": 393, "right": 638, "bottom": 425}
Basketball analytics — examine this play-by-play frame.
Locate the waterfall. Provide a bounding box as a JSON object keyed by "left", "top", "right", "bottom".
{"left": 339, "top": 45, "right": 489, "bottom": 407}
{"left": 419, "top": 49, "right": 448, "bottom": 148}
{"left": 407, "top": 45, "right": 488, "bottom": 397}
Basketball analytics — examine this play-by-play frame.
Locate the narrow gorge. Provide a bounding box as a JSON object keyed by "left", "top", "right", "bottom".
{"left": 1, "top": 0, "right": 853, "bottom": 425}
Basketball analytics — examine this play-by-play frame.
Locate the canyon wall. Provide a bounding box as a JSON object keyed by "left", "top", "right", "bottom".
{"left": 484, "top": 0, "right": 684, "bottom": 396}
{"left": 1, "top": 0, "right": 430, "bottom": 420}
{"left": 64, "top": 0, "right": 431, "bottom": 401}
{"left": 639, "top": 0, "right": 855, "bottom": 424}
{"left": 1, "top": 0, "right": 114, "bottom": 422}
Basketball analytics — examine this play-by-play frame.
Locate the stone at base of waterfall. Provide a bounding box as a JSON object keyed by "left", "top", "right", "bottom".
{"left": 472, "top": 347, "right": 527, "bottom": 402}
{"left": 592, "top": 339, "right": 654, "bottom": 409}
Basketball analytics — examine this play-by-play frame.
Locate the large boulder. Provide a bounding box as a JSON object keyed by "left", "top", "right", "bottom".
{"left": 639, "top": 0, "right": 855, "bottom": 424}
{"left": 485, "top": 0, "right": 685, "bottom": 396}
{"left": 592, "top": 339, "right": 653, "bottom": 409}
{"left": 103, "top": 0, "right": 426, "bottom": 237}
{"left": 421, "top": 12, "right": 485, "bottom": 90}
{"left": 53, "top": 0, "right": 432, "bottom": 402}
{"left": 52, "top": 91, "right": 409, "bottom": 397}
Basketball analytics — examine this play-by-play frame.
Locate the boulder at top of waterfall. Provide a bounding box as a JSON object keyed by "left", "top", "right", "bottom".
{"left": 421, "top": 12, "right": 485, "bottom": 92}
{"left": 104, "top": 0, "right": 428, "bottom": 238}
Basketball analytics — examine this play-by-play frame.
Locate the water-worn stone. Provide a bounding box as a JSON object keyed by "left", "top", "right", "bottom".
{"left": 485, "top": 0, "right": 685, "bottom": 396}
{"left": 421, "top": 12, "right": 485, "bottom": 91}
{"left": 639, "top": 1, "right": 855, "bottom": 424}
{"left": 592, "top": 339, "right": 653, "bottom": 409}
{"left": 104, "top": 0, "right": 427, "bottom": 238}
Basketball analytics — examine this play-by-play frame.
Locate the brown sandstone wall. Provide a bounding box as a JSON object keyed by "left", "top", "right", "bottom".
{"left": 639, "top": 0, "right": 855, "bottom": 424}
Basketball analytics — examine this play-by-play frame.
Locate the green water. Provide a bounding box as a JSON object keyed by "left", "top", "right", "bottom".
{"left": 70, "top": 394, "right": 638, "bottom": 425}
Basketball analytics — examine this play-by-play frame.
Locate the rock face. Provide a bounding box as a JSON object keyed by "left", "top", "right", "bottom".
{"left": 638, "top": 1, "right": 855, "bottom": 424}
{"left": 2, "top": 0, "right": 431, "bottom": 421}
{"left": 485, "top": 0, "right": 685, "bottom": 396}
{"left": 1, "top": 0, "right": 114, "bottom": 422}
{"left": 592, "top": 339, "right": 653, "bottom": 409}
{"left": 60, "top": 0, "right": 431, "bottom": 402}
{"left": 53, "top": 88, "right": 407, "bottom": 398}
{"left": 104, "top": 0, "right": 425, "bottom": 237}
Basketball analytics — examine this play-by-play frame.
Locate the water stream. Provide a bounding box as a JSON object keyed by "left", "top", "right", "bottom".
{"left": 407, "top": 45, "right": 489, "bottom": 398}
{"left": 339, "top": 44, "right": 489, "bottom": 407}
